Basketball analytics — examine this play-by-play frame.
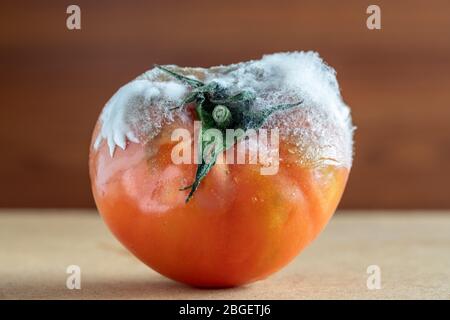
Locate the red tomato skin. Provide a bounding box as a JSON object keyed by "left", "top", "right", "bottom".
{"left": 90, "top": 120, "right": 349, "bottom": 288}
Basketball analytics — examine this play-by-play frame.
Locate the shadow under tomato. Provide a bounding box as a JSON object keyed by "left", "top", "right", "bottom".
{"left": 78, "top": 278, "right": 253, "bottom": 299}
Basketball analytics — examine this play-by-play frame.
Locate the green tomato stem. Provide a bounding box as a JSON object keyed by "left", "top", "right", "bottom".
{"left": 212, "top": 105, "right": 232, "bottom": 128}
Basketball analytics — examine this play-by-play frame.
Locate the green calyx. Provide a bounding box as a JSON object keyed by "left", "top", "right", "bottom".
{"left": 155, "top": 64, "right": 303, "bottom": 203}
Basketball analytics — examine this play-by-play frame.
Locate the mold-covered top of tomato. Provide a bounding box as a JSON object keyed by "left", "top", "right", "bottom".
{"left": 93, "top": 51, "right": 354, "bottom": 168}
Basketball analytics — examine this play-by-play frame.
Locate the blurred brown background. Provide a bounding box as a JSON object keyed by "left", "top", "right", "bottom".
{"left": 1, "top": 0, "right": 449, "bottom": 209}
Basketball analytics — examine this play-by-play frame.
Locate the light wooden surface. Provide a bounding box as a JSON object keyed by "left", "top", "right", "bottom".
{"left": 0, "top": 210, "right": 449, "bottom": 300}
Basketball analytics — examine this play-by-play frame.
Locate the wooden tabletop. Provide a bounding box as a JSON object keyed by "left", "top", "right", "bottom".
{"left": 0, "top": 210, "right": 449, "bottom": 300}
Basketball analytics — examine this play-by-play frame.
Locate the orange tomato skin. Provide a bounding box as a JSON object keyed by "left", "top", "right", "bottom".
{"left": 90, "top": 120, "right": 349, "bottom": 288}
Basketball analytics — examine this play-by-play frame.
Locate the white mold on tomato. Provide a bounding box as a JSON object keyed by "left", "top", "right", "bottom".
{"left": 93, "top": 51, "right": 354, "bottom": 167}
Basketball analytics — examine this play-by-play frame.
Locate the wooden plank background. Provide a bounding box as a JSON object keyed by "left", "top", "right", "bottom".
{"left": 1, "top": 0, "right": 449, "bottom": 209}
